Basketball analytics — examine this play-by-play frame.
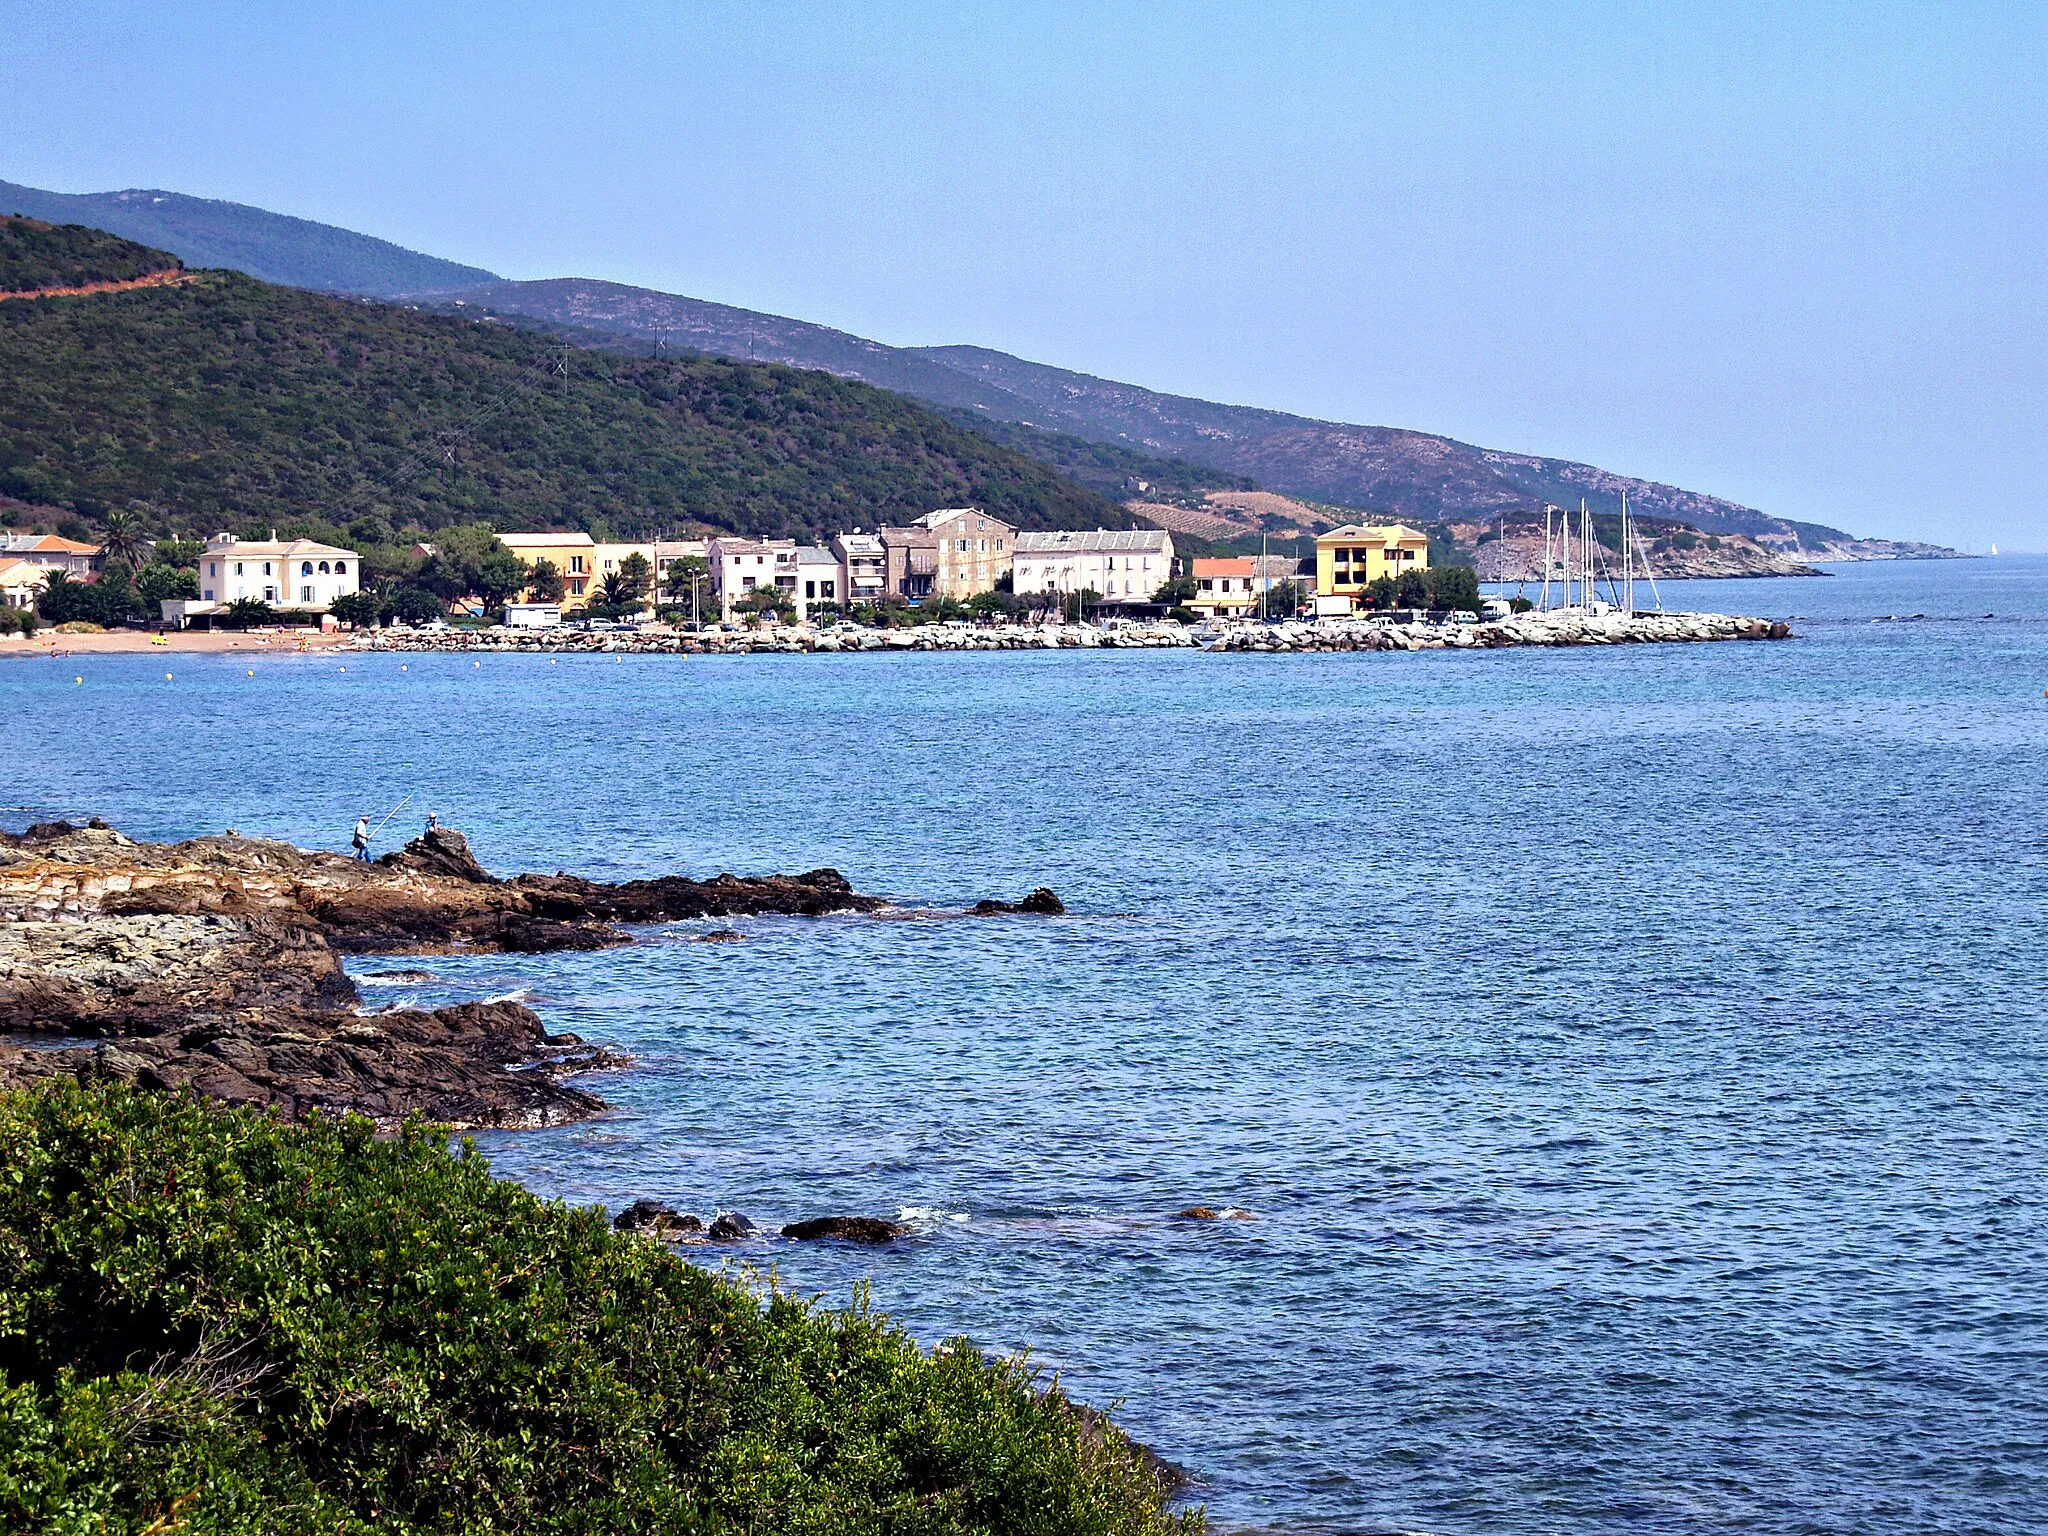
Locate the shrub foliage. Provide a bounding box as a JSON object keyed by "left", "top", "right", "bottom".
{"left": 0, "top": 1085, "right": 1196, "bottom": 1536}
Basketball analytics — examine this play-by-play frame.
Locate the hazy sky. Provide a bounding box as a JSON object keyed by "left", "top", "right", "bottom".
{"left": 5, "top": 1, "right": 2042, "bottom": 547}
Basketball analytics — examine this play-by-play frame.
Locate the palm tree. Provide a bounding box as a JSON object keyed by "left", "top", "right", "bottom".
{"left": 96, "top": 508, "right": 148, "bottom": 574}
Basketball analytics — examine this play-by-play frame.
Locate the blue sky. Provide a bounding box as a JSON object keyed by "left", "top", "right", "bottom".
{"left": 4, "top": 1, "right": 2042, "bottom": 547}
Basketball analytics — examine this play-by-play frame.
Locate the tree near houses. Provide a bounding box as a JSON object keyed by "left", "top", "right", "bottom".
{"left": 526, "top": 558, "right": 566, "bottom": 604}
{"left": 389, "top": 587, "right": 444, "bottom": 625}
{"left": 328, "top": 590, "right": 384, "bottom": 628}
{"left": 733, "top": 583, "right": 796, "bottom": 619}
{"left": 95, "top": 507, "right": 149, "bottom": 573}
{"left": 134, "top": 562, "right": 200, "bottom": 605}
{"left": 662, "top": 553, "right": 709, "bottom": 608}
{"left": 615, "top": 551, "right": 653, "bottom": 608}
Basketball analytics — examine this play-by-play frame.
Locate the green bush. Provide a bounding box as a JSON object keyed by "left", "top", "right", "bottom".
{"left": 35, "top": 569, "right": 140, "bottom": 627}
{"left": 0, "top": 1086, "right": 1196, "bottom": 1536}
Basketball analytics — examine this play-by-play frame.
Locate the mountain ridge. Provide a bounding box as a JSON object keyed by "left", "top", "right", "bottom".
{"left": 0, "top": 217, "right": 1128, "bottom": 543}
{"left": 0, "top": 180, "right": 496, "bottom": 296}
{"left": 0, "top": 178, "right": 1953, "bottom": 556}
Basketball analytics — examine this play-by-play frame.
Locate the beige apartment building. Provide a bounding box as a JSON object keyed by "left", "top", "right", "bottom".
{"left": 878, "top": 508, "right": 1014, "bottom": 601}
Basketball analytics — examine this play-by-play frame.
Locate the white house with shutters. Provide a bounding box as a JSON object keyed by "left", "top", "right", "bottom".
{"left": 197, "top": 532, "right": 360, "bottom": 610}
{"left": 1012, "top": 529, "right": 1174, "bottom": 605}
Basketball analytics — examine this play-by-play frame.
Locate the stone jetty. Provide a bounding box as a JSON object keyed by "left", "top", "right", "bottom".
{"left": 350, "top": 609, "right": 1792, "bottom": 658}
{"left": 1205, "top": 610, "right": 1794, "bottom": 652}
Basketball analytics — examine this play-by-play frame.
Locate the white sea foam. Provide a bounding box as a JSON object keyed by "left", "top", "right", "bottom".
{"left": 897, "top": 1206, "right": 970, "bottom": 1227}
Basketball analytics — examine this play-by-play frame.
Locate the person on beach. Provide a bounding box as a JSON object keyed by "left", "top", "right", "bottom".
{"left": 351, "top": 815, "right": 371, "bottom": 862}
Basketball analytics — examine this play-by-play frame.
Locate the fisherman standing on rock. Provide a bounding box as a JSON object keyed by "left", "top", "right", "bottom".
{"left": 351, "top": 814, "right": 371, "bottom": 862}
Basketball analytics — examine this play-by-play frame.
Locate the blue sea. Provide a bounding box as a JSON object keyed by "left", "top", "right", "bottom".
{"left": 7, "top": 557, "right": 2046, "bottom": 1535}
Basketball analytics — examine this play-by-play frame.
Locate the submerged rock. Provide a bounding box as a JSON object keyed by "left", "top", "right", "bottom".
{"left": 968, "top": 887, "right": 1066, "bottom": 916}
{"left": 780, "top": 1216, "right": 910, "bottom": 1243}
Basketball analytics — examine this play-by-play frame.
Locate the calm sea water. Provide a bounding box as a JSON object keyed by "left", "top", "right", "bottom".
{"left": 7, "top": 558, "right": 2047, "bottom": 1535}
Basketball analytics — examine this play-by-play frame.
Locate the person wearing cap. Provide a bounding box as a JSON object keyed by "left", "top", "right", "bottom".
{"left": 351, "top": 815, "right": 371, "bottom": 861}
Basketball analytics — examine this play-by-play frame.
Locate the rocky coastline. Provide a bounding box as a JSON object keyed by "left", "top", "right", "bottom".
{"left": 0, "top": 820, "right": 915, "bottom": 1129}
{"left": 346, "top": 609, "right": 1792, "bottom": 658}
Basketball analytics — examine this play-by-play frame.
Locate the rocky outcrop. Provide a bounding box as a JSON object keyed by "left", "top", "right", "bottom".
{"left": 780, "top": 1216, "right": 911, "bottom": 1243}
{"left": 0, "top": 822, "right": 888, "bottom": 1128}
{"left": 613, "top": 1200, "right": 705, "bottom": 1241}
{"left": 968, "top": 888, "right": 1065, "bottom": 916}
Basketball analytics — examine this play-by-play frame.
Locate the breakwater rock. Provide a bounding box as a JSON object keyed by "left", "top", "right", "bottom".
{"left": 357, "top": 622, "right": 1198, "bottom": 656}
{"left": 0, "top": 822, "right": 887, "bottom": 1127}
{"left": 1205, "top": 611, "right": 1794, "bottom": 652}
{"left": 349, "top": 609, "right": 1791, "bottom": 658}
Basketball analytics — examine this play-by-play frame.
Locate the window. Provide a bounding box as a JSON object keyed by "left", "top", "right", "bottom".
{"left": 208, "top": 562, "right": 217, "bottom": 577}
{"left": 202, "top": 589, "right": 213, "bottom": 601}
{"left": 805, "top": 580, "right": 816, "bottom": 599}
{"left": 995, "top": 539, "right": 1004, "bottom": 551}
{"left": 570, "top": 556, "right": 586, "bottom": 574}
{"left": 822, "top": 579, "right": 835, "bottom": 598}
{"left": 318, "top": 561, "right": 330, "bottom": 574}
{"left": 234, "top": 562, "right": 244, "bottom": 576}
{"left": 742, "top": 575, "right": 756, "bottom": 589}
{"left": 263, "top": 586, "right": 275, "bottom": 601}
{"left": 334, "top": 561, "right": 346, "bottom": 576}
{"left": 1199, "top": 579, "right": 1213, "bottom": 591}
{"left": 263, "top": 562, "right": 273, "bottom": 576}
{"left": 569, "top": 578, "right": 587, "bottom": 596}
{"left": 302, "top": 561, "right": 314, "bottom": 576}
{"left": 301, "top": 585, "right": 314, "bottom": 603}
{"left": 957, "top": 538, "right": 969, "bottom": 552}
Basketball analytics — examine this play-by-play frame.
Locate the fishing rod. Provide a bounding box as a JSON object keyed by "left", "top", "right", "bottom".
{"left": 369, "top": 794, "right": 414, "bottom": 842}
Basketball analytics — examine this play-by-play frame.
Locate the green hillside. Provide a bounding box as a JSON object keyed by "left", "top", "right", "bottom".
{"left": 0, "top": 217, "right": 177, "bottom": 293}
{"left": 0, "top": 220, "right": 1128, "bottom": 542}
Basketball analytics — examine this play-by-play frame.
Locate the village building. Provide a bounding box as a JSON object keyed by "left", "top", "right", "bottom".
{"left": 196, "top": 532, "right": 360, "bottom": 610}
{"left": 0, "top": 557, "right": 52, "bottom": 612}
{"left": 1188, "top": 557, "right": 1260, "bottom": 617}
{"left": 834, "top": 531, "right": 887, "bottom": 607}
{"left": 909, "top": 508, "right": 1014, "bottom": 599}
{"left": 0, "top": 533, "right": 101, "bottom": 576}
{"left": 1314, "top": 525, "right": 1431, "bottom": 609}
{"left": 1013, "top": 528, "right": 1174, "bottom": 607}
{"left": 498, "top": 532, "right": 599, "bottom": 608}
{"left": 877, "top": 525, "right": 939, "bottom": 601}
{"left": 706, "top": 536, "right": 798, "bottom": 619}
{"left": 792, "top": 546, "right": 840, "bottom": 621}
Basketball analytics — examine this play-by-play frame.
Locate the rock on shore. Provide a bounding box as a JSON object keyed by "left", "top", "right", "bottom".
{"left": 347, "top": 609, "right": 1791, "bottom": 658}
{"left": 0, "top": 822, "right": 885, "bottom": 1127}
{"left": 1205, "top": 610, "right": 1793, "bottom": 651}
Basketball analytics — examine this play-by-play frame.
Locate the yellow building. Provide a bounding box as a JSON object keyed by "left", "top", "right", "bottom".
{"left": 1314, "top": 524, "right": 1430, "bottom": 606}
{"left": 497, "top": 533, "right": 598, "bottom": 609}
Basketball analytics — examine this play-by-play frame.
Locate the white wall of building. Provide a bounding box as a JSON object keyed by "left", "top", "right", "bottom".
{"left": 198, "top": 536, "right": 360, "bottom": 610}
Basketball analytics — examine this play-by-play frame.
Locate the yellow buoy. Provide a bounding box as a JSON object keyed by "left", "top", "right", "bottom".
{"left": 74, "top": 676, "right": 82, "bottom": 684}
{"left": 473, "top": 660, "right": 480, "bottom": 668}
{"left": 164, "top": 672, "right": 173, "bottom": 681}
{"left": 247, "top": 670, "right": 254, "bottom": 677}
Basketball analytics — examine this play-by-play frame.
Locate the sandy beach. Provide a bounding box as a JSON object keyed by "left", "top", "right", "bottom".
{"left": 0, "top": 628, "right": 354, "bottom": 659}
